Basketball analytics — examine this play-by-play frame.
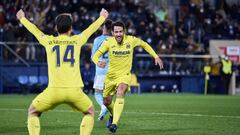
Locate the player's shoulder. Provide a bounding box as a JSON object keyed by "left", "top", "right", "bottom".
{"left": 39, "top": 34, "right": 53, "bottom": 43}
{"left": 126, "top": 35, "right": 138, "bottom": 40}
{"left": 67, "top": 35, "right": 82, "bottom": 43}
{"left": 94, "top": 35, "right": 102, "bottom": 41}
{"left": 102, "top": 36, "right": 114, "bottom": 43}
{"left": 37, "top": 31, "right": 51, "bottom": 38}
{"left": 48, "top": 34, "right": 54, "bottom": 37}
{"left": 71, "top": 34, "right": 81, "bottom": 39}
{"left": 105, "top": 35, "right": 112, "bottom": 40}
{"left": 93, "top": 36, "right": 101, "bottom": 42}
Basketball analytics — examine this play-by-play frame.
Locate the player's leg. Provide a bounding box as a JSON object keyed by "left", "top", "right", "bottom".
{"left": 103, "top": 95, "right": 114, "bottom": 128}
{"left": 113, "top": 83, "right": 128, "bottom": 125}
{"left": 109, "top": 83, "right": 128, "bottom": 133}
{"left": 103, "top": 76, "right": 118, "bottom": 128}
{"left": 80, "top": 106, "right": 95, "bottom": 135}
{"left": 102, "top": 76, "right": 116, "bottom": 115}
{"left": 95, "top": 89, "right": 108, "bottom": 120}
{"left": 93, "top": 75, "right": 108, "bottom": 120}
{"left": 103, "top": 96, "right": 114, "bottom": 115}
{"left": 27, "top": 88, "right": 59, "bottom": 135}
{"left": 27, "top": 105, "right": 41, "bottom": 135}
{"left": 67, "top": 87, "right": 95, "bottom": 135}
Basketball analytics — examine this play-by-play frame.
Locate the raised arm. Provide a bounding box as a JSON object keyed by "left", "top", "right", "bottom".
{"left": 80, "top": 8, "right": 109, "bottom": 44}
{"left": 135, "top": 38, "right": 164, "bottom": 69}
{"left": 16, "top": 9, "right": 46, "bottom": 43}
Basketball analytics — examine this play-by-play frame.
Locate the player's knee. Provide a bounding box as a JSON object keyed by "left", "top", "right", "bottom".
{"left": 116, "top": 90, "right": 125, "bottom": 97}
{"left": 28, "top": 104, "right": 41, "bottom": 117}
{"left": 103, "top": 98, "right": 111, "bottom": 106}
{"left": 117, "top": 83, "right": 128, "bottom": 97}
{"left": 85, "top": 106, "right": 95, "bottom": 117}
{"left": 116, "top": 88, "right": 127, "bottom": 97}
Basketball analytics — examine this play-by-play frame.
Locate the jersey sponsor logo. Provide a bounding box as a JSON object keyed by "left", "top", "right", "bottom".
{"left": 112, "top": 50, "right": 130, "bottom": 55}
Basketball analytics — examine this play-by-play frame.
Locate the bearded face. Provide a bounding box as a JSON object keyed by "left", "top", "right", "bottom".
{"left": 112, "top": 26, "right": 125, "bottom": 44}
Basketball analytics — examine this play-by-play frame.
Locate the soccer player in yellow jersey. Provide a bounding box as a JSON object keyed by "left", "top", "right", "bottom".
{"left": 16, "top": 8, "right": 108, "bottom": 135}
{"left": 92, "top": 21, "right": 164, "bottom": 133}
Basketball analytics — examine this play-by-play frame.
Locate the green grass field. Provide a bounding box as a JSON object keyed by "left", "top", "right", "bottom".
{"left": 0, "top": 94, "right": 240, "bottom": 135}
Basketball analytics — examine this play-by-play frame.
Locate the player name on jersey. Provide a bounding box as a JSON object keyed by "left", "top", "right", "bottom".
{"left": 48, "top": 40, "right": 77, "bottom": 45}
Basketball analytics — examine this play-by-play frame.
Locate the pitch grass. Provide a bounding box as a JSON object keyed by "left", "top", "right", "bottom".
{"left": 0, "top": 94, "right": 240, "bottom": 135}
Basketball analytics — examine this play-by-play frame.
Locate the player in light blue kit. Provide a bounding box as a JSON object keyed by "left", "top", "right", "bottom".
{"left": 91, "top": 19, "right": 112, "bottom": 120}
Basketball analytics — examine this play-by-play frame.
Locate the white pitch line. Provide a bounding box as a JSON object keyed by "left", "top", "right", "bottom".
{"left": 125, "top": 111, "right": 240, "bottom": 119}
{"left": 1, "top": 108, "right": 240, "bottom": 119}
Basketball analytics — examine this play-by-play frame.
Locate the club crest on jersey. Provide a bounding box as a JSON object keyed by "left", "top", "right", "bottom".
{"left": 111, "top": 45, "right": 116, "bottom": 48}
{"left": 126, "top": 44, "right": 130, "bottom": 49}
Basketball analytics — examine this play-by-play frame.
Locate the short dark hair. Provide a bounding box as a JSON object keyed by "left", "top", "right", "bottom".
{"left": 111, "top": 20, "right": 126, "bottom": 31}
{"left": 104, "top": 19, "right": 112, "bottom": 32}
{"left": 55, "top": 13, "right": 73, "bottom": 34}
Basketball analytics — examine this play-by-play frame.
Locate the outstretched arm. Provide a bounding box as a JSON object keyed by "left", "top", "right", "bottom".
{"left": 80, "top": 8, "right": 109, "bottom": 44}
{"left": 16, "top": 9, "right": 46, "bottom": 43}
{"left": 136, "top": 38, "right": 164, "bottom": 70}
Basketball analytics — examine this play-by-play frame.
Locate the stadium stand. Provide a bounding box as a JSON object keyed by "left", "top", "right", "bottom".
{"left": 0, "top": 0, "right": 239, "bottom": 94}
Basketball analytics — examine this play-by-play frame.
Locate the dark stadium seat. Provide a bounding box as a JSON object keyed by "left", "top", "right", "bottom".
{"left": 38, "top": 76, "right": 48, "bottom": 85}
{"left": 29, "top": 76, "right": 39, "bottom": 85}
{"left": 17, "top": 75, "right": 29, "bottom": 85}
{"left": 17, "top": 75, "right": 29, "bottom": 94}
{"left": 29, "top": 75, "right": 44, "bottom": 93}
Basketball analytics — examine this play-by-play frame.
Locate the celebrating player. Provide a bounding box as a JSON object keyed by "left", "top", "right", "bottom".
{"left": 92, "top": 20, "right": 163, "bottom": 133}
{"left": 16, "top": 8, "right": 108, "bottom": 135}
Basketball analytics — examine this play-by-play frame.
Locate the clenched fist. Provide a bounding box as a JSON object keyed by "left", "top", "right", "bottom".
{"left": 16, "top": 9, "right": 25, "bottom": 20}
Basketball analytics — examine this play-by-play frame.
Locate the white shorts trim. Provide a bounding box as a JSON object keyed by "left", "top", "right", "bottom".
{"left": 93, "top": 75, "right": 106, "bottom": 90}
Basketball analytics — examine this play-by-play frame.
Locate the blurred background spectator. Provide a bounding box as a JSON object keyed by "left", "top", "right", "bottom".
{"left": 0, "top": 0, "right": 239, "bottom": 75}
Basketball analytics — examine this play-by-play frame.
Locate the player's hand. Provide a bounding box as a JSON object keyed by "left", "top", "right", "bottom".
{"left": 97, "top": 61, "right": 106, "bottom": 68}
{"left": 155, "top": 57, "right": 164, "bottom": 70}
{"left": 100, "top": 8, "right": 108, "bottom": 19}
{"left": 16, "top": 9, "right": 25, "bottom": 20}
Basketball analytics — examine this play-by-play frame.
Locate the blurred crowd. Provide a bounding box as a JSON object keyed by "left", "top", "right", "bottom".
{"left": 0, "top": 0, "right": 240, "bottom": 75}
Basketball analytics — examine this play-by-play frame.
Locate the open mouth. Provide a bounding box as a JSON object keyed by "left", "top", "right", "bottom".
{"left": 117, "top": 36, "right": 122, "bottom": 41}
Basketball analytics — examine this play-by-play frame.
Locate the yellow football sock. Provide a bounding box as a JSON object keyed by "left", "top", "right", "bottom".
{"left": 107, "top": 101, "right": 114, "bottom": 116}
{"left": 80, "top": 115, "right": 94, "bottom": 135}
{"left": 27, "top": 116, "right": 40, "bottom": 135}
{"left": 113, "top": 98, "right": 125, "bottom": 125}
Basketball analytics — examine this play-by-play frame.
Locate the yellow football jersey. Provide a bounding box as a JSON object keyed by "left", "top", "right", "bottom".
{"left": 20, "top": 16, "right": 105, "bottom": 87}
{"left": 92, "top": 35, "right": 158, "bottom": 78}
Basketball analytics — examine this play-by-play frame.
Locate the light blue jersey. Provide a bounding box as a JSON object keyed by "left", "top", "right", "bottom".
{"left": 91, "top": 35, "right": 110, "bottom": 75}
